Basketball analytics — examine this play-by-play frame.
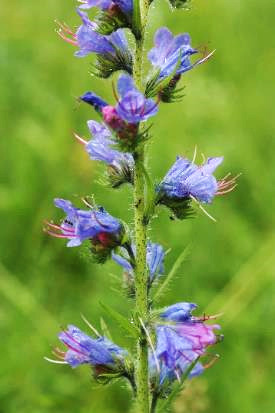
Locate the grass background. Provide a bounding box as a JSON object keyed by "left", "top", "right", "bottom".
{"left": 1, "top": 0, "right": 274, "bottom": 412}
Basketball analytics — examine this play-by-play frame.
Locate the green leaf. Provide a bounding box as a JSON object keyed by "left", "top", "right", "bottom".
{"left": 100, "top": 302, "right": 139, "bottom": 338}
{"left": 100, "top": 317, "right": 113, "bottom": 340}
{"left": 153, "top": 246, "right": 190, "bottom": 302}
{"left": 142, "top": 164, "right": 156, "bottom": 224}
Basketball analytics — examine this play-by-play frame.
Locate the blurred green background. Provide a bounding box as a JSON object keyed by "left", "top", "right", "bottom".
{"left": 1, "top": 0, "right": 274, "bottom": 412}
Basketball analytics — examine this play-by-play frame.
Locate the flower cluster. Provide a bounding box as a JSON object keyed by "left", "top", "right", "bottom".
{"left": 51, "top": 302, "right": 221, "bottom": 390}
{"left": 80, "top": 74, "right": 158, "bottom": 145}
{"left": 46, "top": 0, "right": 237, "bottom": 409}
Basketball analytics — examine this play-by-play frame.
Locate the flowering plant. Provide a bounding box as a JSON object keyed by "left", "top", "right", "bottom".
{"left": 46, "top": 0, "right": 238, "bottom": 411}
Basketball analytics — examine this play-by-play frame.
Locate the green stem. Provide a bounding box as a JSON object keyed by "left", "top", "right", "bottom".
{"left": 150, "top": 393, "right": 159, "bottom": 413}
{"left": 133, "top": 2, "right": 150, "bottom": 412}
{"left": 134, "top": 149, "right": 149, "bottom": 413}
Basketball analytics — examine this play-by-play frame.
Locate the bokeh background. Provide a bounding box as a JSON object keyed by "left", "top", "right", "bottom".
{"left": 1, "top": 0, "right": 274, "bottom": 412}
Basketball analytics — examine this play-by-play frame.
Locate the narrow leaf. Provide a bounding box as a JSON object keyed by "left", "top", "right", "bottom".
{"left": 153, "top": 246, "right": 190, "bottom": 302}
{"left": 132, "top": 0, "right": 142, "bottom": 40}
{"left": 142, "top": 164, "right": 156, "bottom": 223}
{"left": 100, "top": 302, "right": 139, "bottom": 338}
{"left": 100, "top": 317, "right": 113, "bottom": 340}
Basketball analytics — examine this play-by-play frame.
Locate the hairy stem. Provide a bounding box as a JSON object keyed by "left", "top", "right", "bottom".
{"left": 133, "top": 2, "right": 150, "bottom": 412}
{"left": 134, "top": 148, "right": 149, "bottom": 413}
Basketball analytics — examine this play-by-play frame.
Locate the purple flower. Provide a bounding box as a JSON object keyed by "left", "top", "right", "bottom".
{"left": 148, "top": 27, "right": 213, "bottom": 80}
{"left": 81, "top": 120, "right": 134, "bottom": 168}
{"left": 78, "top": 0, "right": 112, "bottom": 10}
{"left": 78, "top": 0, "right": 133, "bottom": 14}
{"left": 58, "top": 10, "right": 132, "bottom": 60}
{"left": 76, "top": 11, "right": 131, "bottom": 58}
{"left": 80, "top": 74, "right": 158, "bottom": 141}
{"left": 112, "top": 242, "right": 165, "bottom": 282}
{"left": 45, "top": 198, "right": 122, "bottom": 248}
{"left": 56, "top": 325, "right": 127, "bottom": 368}
{"left": 116, "top": 74, "right": 159, "bottom": 123}
{"left": 80, "top": 92, "right": 108, "bottom": 112}
{"left": 160, "top": 302, "right": 197, "bottom": 322}
{"left": 159, "top": 156, "right": 226, "bottom": 204}
{"left": 150, "top": 302, "right": 221, "bottom": 385}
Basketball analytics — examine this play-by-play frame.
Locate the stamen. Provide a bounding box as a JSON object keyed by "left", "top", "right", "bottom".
{"left": 197, "top": 49, "right": 216, "bottom": 65}
{"left": 174, "top": 369, "right": 181, "bottom": 383}
{"left": 44, "top": 221, "right": 74, "bottom": 234}
{"left": 192, "top": 145, "right": 197, "bottom": 164}
{"left": 139, "top": 317, "right": 160, "bottom": 373}
{"left": 203, "top": 354, "right": 220, "bottom": 369}
{"left": 56, "top": 29, "right": 77, "bottom": 46}
{"left": 190, "top": 195, "right": 217, "bottom": 222}
{"left": 194, "top": 312, "right": 223, "bottom": 322}
{"left": 55, "top": 20, "right": 75, "bottom": 36}
{"left": 74, "top": 132, "right": 88, "bottom": 145}
{"left": 216, "top": 184, "right": 238, "bottom": 195}
{"left": 44, "top": 356, "right": 68, "bottom": 364}
{"left": 53, "top": 347, "right": 66, "bottom": 359}
{"left": 45, "top": 229, "right": 76, "bottom": 239}
{"left": 80, "top": 197, "right": 93, "bottom": 209}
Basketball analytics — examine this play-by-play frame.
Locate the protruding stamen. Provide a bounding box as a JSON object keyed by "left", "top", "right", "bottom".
{"left": 139, "top": 317, "right": 160, "bottom": 373}
{"left": 81, "top": 197, "right": 94, "bottom": 209}
{"left": 203, "top": 354, "right": 220, "bottom": 369}
{"left": 74, "top": 132, "right": 88, "bottom": 145}
{"left": 194, "top": 312, "right": 223, "bottom": 322}
{"left": 190, "top": 195, "right": 217, "bottom": 222}
{"left": 216, "top": 173, "right": 241, "bottom": 196}
{"left": 192, "top": 145, "right": 197, "bottom": 164}
{"left": 55, "top": 19, "right": 75, "bottom": 36}
{"left": 56, "top": 27, "right": 77, "bottom": 46}
{"left": 44, "top": 356, "right": 68, "bottom": 364}
{"left": 44, "top": 229, "right": 76, "bottom": 239}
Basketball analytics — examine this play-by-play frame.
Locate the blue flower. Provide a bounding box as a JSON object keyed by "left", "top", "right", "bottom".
{"left": 160, "top": 302, "right": 198, "bottom": 322}
{"left": 79, "top": 120, "right": 134, "bottom": 170}
{"left": 148, "top": 27, "right": 212, "bottom": 80}
{"left": 150, "top": 325, "right": 205, "bottom": 385}
{"left": 116, "top": 74, "right": 159, "bottom": 123}
{"left": 149, "top": 302, "right": 221, "bottom": 386}
{"left": 57, "top": 325, "right": 127, "bottom": 368}
{"left": 78, "top": 0, "right": 112, "bottom": 11}
{"left": 159, "top": 156, "right": 224, "bottom": 204}
{"left": 58, "top": 9, "right": 132, "bottom": 62}
{"left": 80, "top": 92, "right": 108, "bottom": 112}
{"left": 78, "top": 0, "right": 133, "bottom": 14}
{"left": 46, "top": 198, "right": 122, "bottom": 248}
{"left": 80, "top": 74, "right": 158, "bottom": 140}
{"left": 76, "top": 10, "right": 131, "bottom": 58}
{"left": 112, "top": 242, "right": 165, "bottom": 282}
